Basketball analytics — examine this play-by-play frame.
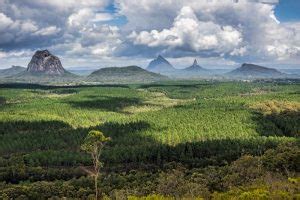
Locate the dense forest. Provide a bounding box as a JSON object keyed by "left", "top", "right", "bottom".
{"left": 0, "top": 81, "right": 299, "bottom": 199}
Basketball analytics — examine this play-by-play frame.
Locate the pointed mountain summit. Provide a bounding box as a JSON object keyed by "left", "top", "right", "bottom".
{"left": 27, "top": 50, "right": 66, "bottom": 76}
{"left": 147, "top": 55, "right": 175, "bottom": 73}
{"left": 193, "top": 59, "right": 198, "bottom": 65}
{"left": 184, "top": 59, "right": 207, "bottom": 71}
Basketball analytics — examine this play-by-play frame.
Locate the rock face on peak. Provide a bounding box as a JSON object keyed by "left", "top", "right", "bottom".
{"left": 27, "top": 50, "right": 65, "bottom": 75}
{"left": 228, "top": 63, "right": 284, "bottom": 78}
{"left": 184, "top": 59, "right": 207, "bottom": 72}
{"left": 147, "top": 55, "right": 175, "bottom": 73}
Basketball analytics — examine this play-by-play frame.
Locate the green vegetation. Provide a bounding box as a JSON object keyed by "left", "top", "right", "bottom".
{"left": 0, "top": 66, "right": 26, "bottom": 78}
{"left": 87, "top": 66, "right": 168, "bottom": 84}
{"left": 81, "top": 130, "right": 111, "bottom": 200}
{"left": 0, "top": 65, "right": 168, "bottom": 84}
{"left": 0, "top": 80, "right": 299, "bottom": 199}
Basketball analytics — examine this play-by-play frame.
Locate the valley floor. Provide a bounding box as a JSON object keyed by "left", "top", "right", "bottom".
{"left": 0, "top": 80, "right": 299, "bottom": 199}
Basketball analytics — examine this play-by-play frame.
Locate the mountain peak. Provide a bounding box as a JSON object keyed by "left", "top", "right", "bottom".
{"left": 156, "top": 55, "right": 169, "bottom": 62}
{"left": 157, "top": 55, "right": 164, "bottom": 59}
{"left": 228, "top": 63, "right": 284, "bottom": 78}
{"left": 193, "top": 59, "right": 198, "bottom": 66}
{"left": 184, "top": 59, "right": 207, "bottom": 72}
{"left": 240, "top": 63, "right": 277, "bottom": 71}
{"left": 27, "top": 50, "right": 66, "bottom": 75}
{"left": 88, "top": 65, "right": 167, "bottom": 83}
{"left": 147, "top": 55, "right": 175, "bottom": 73}
{"left": 37, "top": 49, "right": 50, "bottom": 54}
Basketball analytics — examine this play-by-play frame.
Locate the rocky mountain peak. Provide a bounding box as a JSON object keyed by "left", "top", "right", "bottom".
{"left": 147, "top": 55, "right": 175, "bottom": 73}
{"left": 193, "top": 59, "right": 198, "bottom": 66}
{"left": 184, "top": 59, "right": 207, "bottom": 72}
{"left": 157, "top": 55, "right": 165, "bottom": 60}
{"left": 27, "top": 50, "right": 65, "bottom": 75}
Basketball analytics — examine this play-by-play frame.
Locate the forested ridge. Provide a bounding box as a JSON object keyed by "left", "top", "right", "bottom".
{"left": 0, "top": 81, "right": 299, "bottom": 199}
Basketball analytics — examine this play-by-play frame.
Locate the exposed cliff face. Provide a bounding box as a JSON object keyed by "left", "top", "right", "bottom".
{"left": 27, "top": 50, "right": 65, "bottom": 75}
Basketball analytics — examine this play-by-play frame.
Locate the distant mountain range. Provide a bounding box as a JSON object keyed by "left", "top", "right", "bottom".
{"left": 0, "top": 51, "right": 299, "bottom": 83}
{"left": 68, "top": 69, "right": 96, "bottom": 76}
{"left": 280, "top": 69, "right": 300, "bottom": 75}
{"left": 146, "top": 56, "right": 212, "bottom": 78}
{"left": 0, "top": 66, "right": 26, "bottom": 77}
{"left": 227, "top": 63, "right": 285, "bottom": 78}
{"left": 87, "top": 66, "right": 167, "bottom": 83}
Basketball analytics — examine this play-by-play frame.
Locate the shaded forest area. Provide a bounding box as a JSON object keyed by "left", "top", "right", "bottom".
{"left": 0, "top": 81, "right": 299, "bottom": 199}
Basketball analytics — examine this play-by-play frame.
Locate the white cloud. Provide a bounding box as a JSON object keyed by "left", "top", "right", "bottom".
{"left": 20, "top": 21, "right": 38, "bottom": 33}
{"left": 119, "top": 0, "right": 300, "bottom": 61}
{"left": 0, "top": 49, "right": 34, "bottom": 59}
{"left": 49, "top": 24, "right": 121, "bottom": 58}
{"left": 14, "top": 0, "right": 110, "bottom": 11}
{"left": 0, "top": 0, "right": 123, "bottom": 60}
{"left": 68, "top": 9, "right": 114, "bottom": 29}
{"left": 68, "top": 8, "right": 94, "bottom": 29}
{"left": 92, "top": 13, "right": 114, "bottom": 22}
{"left": 0, "top": 0, "right": 299, "bottom": 69}
{"left": 130, "top": 6, "right": 242, "bottom": 55}
{"left": 34, "top": 26, "right": 61, "bottom": 36}
{"left": 0, "top": 12, "right": 40, "bottom": 44}
{"left": 0, "top": 51, "right": 7, "bottom": 59}
{"left": 0, "top": 13, "right": 14, "bottom": 30}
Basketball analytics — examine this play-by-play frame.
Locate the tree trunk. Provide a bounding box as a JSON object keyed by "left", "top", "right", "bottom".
{"left": 95, "top": 174, "right": 98, "bottom": 200}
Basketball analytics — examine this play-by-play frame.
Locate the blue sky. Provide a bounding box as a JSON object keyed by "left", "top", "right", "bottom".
{"left": 275, "top": 0, "right": 300, "bottom": 21}
{"left": 0, "top": 0, "right": 299, "bottom": 69}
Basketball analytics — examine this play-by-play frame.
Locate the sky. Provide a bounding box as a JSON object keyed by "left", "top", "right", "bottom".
{"left": 0, "top": 0, "right": 299, "bottom": 70}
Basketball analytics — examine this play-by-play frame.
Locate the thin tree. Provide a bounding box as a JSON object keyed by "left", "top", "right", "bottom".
{"left": 81, "top": 130, "right": 110, "bottom": 200}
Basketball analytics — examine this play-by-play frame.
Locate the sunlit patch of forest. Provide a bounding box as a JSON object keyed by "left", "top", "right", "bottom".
{"left": 0, "top": 81, "right": 299, "bottom": 199}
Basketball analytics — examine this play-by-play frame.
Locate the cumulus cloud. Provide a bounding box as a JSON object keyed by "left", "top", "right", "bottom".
{"left": 0, "top": 11, "right": 43, "bottom": 45}
{"left": 0, "top": 49, "right": 33, "bottom": 58}
{"left": 0, "top": 0, "right": 115, "bottom": 52}
{"left": 93, "top": 13, "right": 114, "bottom": 22}
{"left": 0, "top": 0, "right": 127, "bottom": 68}
{"left": 0, "top": 0, "right": 299, "bottom": 69}
{"left": 129, "top": 7, "right": 242, "bottom": 56}
{"left": 34, "top": 26, "right": 61, "bottom": 36}
{"left": 7, "top": 0, "right": 110, "bottom": 11}
{"left": 117, "top": 0, "right": 300, "bottom": 61}
{"left": 0, "top": 12, "right": 13, "bottom": 30}
{"left": 68, "top": 8, "right": 95, "bottom": 29}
